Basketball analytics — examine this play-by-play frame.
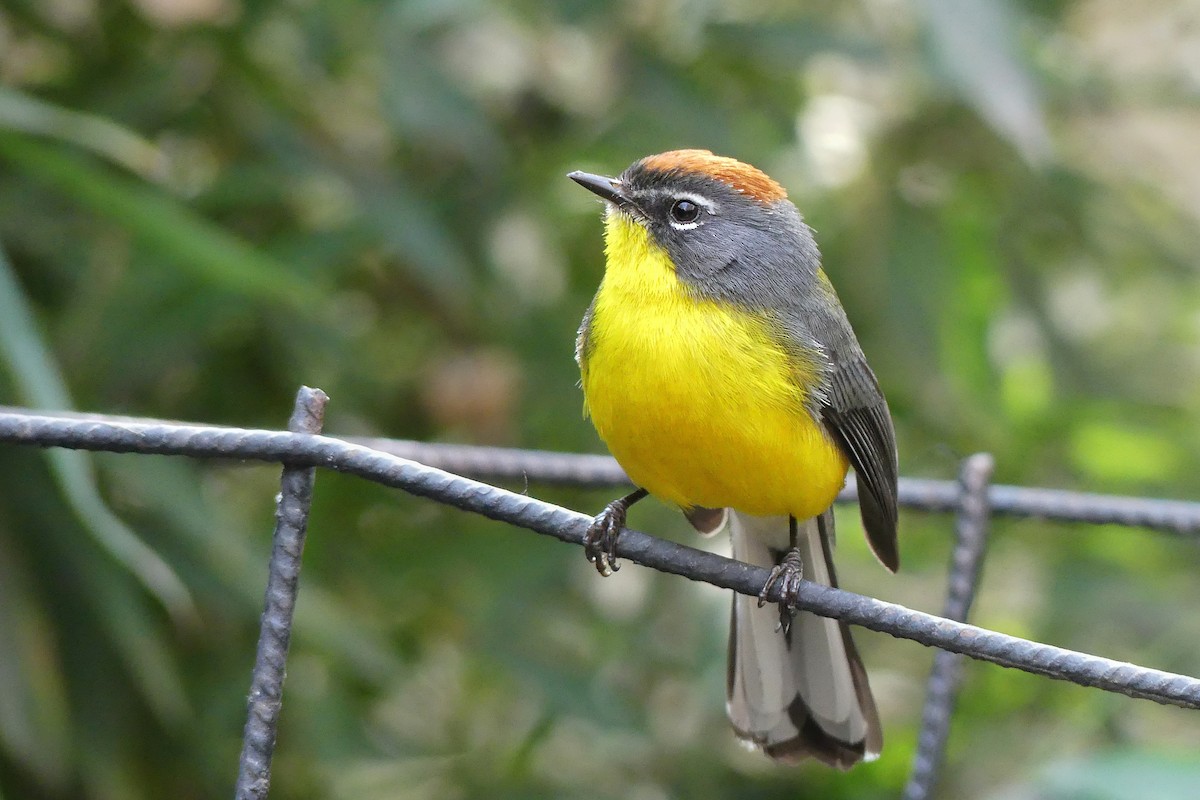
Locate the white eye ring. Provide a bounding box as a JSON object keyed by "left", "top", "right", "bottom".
{"left": 667, "top": 192, "right": 714, "bottom": 230}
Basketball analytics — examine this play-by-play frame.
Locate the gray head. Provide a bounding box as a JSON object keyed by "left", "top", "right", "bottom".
{"left": 568, "top": 149, "right": 823, "bottom": 311}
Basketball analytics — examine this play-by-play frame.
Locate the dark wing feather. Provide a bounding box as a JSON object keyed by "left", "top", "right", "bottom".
{"left": 820, "top": 360, "right": 900, "bottom": 572}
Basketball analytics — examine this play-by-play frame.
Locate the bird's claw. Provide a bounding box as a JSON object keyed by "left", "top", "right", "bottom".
{"left": 757, "top": 548, "right": 805, "bottom": 635}
{"left": 584, "top": 502, "right": 626, "bottom": 576}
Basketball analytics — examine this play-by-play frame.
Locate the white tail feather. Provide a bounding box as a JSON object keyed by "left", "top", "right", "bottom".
{"left": 725, "top": 511, "right": 881, "bottom": 768}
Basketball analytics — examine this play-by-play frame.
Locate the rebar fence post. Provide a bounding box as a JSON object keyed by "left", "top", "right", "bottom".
{"left": 234, "top": 387, "right": 328, "bottom": 800}
{"left": 903, "top": 453, "right": 995, "bottom": 800}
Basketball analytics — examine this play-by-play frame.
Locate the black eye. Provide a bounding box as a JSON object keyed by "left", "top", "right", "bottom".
{"left": 670, "top": 198, "right": 701, "bottom": 224}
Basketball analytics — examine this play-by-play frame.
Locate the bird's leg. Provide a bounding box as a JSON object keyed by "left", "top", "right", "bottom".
{"left": 757, "top": 515, "right": 804, "bottom": 634}
{"left": 585, "top": 488, "right": 648, "bottom": 576}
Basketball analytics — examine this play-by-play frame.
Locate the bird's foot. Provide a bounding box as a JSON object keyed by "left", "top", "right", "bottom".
{"left": 757, "top": 548, "right": 805, "bottom": 635}
{"left": 583, "top": 488, "right": 647, "bottom": 577}
{"left": 584, "top": 501, "right": 627, "bottom": 577}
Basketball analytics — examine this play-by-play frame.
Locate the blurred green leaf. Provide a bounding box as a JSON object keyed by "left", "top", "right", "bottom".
{"left": 1018, "top": 750, "right": 1200, "bottom": 800}
{"left": 111, "top": 454, "right": 402, "bottom": 683}
{"left": 1070, "top": 421, "right": 1183, "bottom": 484}
{"left": 0, "top": 134, "right": 323, "bottom": 311}
{"left": 75, "top": 559, "right": 191, "bottom": 727}
{"left": 918, "top": 0, "right": 1052, "bottom": 164}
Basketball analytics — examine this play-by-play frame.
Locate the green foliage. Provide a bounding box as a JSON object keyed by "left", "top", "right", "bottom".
{"left": 1, "top": 1, "right": 1199, "bottom": 797}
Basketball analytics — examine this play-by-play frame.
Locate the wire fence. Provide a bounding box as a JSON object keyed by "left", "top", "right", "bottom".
{"left": 2, "top": 394, "right": 1199, "bottom": 799}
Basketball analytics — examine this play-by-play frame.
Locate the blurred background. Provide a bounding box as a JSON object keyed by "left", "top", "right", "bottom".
{"left": 2, "top": 0, "right": 1200, "bottom": 797}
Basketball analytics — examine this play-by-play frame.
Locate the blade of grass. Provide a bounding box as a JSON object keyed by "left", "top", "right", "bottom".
{"left": 0, "top": 534, "right": 71, "bottom": 791}
{"left": 0, "top": 240, "right": 197, "bottom": 625}
{"left": 0, "top": 87, "right": 167, "bottom": 181}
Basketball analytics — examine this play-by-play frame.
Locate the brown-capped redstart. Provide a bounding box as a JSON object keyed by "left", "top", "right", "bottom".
{"left": 569, "top": 150, "right": 898, "bottom": 768}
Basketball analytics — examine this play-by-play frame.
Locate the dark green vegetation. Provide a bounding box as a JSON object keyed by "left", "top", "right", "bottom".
{"left": 1, "top": 1, "right": 1199, "bottom": 798}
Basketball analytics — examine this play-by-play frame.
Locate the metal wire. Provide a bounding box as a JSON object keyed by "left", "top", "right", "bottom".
{"left": 349, "top": 437, "right": 1200, "bottom": 538}
{"left": 4, "top": 407, "right": 1198, "bottom": 536}
{"left": 1, "top": 409, "right": 1198, "bottom": 711}
{"left": 903, "top": 453, "right": 995, "bottom": 800}
{"left": 235, "top": 388, "right": 326, "bottom": 800}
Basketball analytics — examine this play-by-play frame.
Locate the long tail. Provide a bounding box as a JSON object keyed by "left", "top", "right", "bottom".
{"left": 725, "top": 511, "right": 882, "bottom": 769}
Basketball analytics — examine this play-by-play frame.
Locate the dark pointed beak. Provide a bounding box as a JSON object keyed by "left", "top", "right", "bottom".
{"left": 568, "top": 170, "right": 625, "bottom": 204}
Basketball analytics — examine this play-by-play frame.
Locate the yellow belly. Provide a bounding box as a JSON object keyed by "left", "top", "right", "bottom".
{"left": 580, "top": 215, "right": 848, "bottom": 518}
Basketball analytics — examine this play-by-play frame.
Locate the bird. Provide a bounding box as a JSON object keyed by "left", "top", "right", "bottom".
{"left": 567, "top": 149, "right": 899, "bottom": 768}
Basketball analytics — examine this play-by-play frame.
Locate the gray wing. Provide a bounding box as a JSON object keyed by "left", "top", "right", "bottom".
{"left": 819, "top": 355, "right": 899, "bottom": 572}
{"left": 776, "top": 265, "right": 900, "bottom": 572}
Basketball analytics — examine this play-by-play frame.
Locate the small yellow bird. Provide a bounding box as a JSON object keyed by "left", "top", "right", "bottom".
{"left": 569, "top": 150, "right": 899, "bottom": 768}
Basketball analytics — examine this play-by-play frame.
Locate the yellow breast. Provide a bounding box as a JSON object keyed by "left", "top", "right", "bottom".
{"left": 579, "top": 214, "right": 848, "bottom": 518}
